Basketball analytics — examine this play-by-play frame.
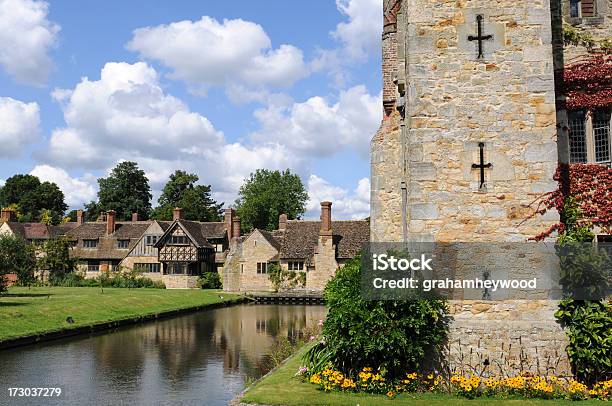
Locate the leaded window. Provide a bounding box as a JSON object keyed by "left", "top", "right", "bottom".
{"left": 288, "top": 261, "right": 304, "bottom": 271}
{"left": 145, "top": 235, "right": 159, "bottom": 246}
{"left": 569, "top": 110, "right": 588, "bottom": 163}
{"left": 134, "top": 263, "right": 160, "bottom": 273}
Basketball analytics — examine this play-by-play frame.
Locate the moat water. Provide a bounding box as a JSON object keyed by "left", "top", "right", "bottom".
{"left": 0, "top": 304, "right": 327, "bottom": 406}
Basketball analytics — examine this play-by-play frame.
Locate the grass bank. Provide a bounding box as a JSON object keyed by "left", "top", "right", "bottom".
{"left": 240, "top": 346, "right": 602, "bottom": 406}
{"left": 0, "top": 287, "right": 244, "bottom": 345}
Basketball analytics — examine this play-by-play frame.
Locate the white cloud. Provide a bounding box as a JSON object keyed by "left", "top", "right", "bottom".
{"left": 41, "top": 61, "right": 303, "bottom": 207}
{"left": 0, "top": 0, "right": 60, "bottom": 86}
{"left": 45, "top": 61, "right": 224, "bottom": 169}
{"left": 127, "top": 16, "right": 308, "bottom": 91}
{"left": 332, "top": 0, "right": 381, "bottom": 60}
{"left": 312, "top": 0, "right": 381, "bottom": 85}
{"left": 306, "top": 175, "right": 370, "bottom": 220}
{"left": 30, "top": 165, "right": 96, "bottom": 207}
{"left": 251, "top": 85, "right": 381, "bottom": 158}
{"left": 0, "top": 96, "right": 40, "bottom": 158}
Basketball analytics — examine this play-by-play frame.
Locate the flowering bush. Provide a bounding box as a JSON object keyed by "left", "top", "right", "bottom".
{"left": 299, "top": 366, "right": 612, "bottom": 401}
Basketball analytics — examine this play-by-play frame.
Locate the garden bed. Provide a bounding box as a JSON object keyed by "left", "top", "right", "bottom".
{"left": 239, "top": 345, "right": 607, "bottom": 406}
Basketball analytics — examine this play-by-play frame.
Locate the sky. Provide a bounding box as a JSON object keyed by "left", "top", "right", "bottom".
{"left": 0, "top": 0, "right": 383, "bottom": 220}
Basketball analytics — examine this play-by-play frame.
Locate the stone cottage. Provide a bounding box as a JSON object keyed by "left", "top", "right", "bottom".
{"left": 370, "top": 0, "right": 609, "bottom": 374}
{"left": 223, "top": 202, "right": 369, "bottom": 293}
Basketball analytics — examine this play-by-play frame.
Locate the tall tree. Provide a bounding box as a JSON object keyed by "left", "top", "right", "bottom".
{"left": 152, "top": 170, "right": 223, "bottom": 221}
{"left": 0, "top": 174, "right": 68, "bottom": 224}
{"left": 0, "top": 234, "right": 37, "bottom": 288}
{"left": 95, "top": 161, "right": 152, "bottom": 221}
{"left": 235, "top": 169, "right": 308, "bottom": 232}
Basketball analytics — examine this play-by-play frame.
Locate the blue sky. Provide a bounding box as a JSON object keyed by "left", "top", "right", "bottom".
{"left": 0, "top": 0, "right": 382, "bottom": 219}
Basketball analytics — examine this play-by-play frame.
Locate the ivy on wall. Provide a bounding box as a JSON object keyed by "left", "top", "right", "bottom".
{"left": 531, "top": 164, "right": 612, "bottom": 241}
{"left": 564, "top": 55, "right": 612, "bottom": 110}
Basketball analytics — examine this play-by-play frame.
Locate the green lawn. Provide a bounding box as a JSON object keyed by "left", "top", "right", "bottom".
{"left": 241, "top": 347, "right": 602, "bottom": 406}
{"left": 0, "top": 286, "right": 242, "bottom": 342}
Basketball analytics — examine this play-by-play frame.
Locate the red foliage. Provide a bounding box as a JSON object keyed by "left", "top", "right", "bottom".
{"left": 564, "top": 55, "right": 612, "bottom": 110}
{"left": 532, "top": 163, "right": 612, "bottom": 240}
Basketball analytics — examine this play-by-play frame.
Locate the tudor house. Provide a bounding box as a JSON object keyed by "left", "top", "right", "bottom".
{"left": 66, "top": 207, "right": 240, "bottom": 288}
{"left": 223, "top": 201, "right": 370, "bottom": 293}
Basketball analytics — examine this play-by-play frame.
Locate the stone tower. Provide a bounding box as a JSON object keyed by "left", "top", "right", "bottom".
{"left": 372, "top": 0, "right": 562, "bottom": 243}
{"left": 371, "top": 0, "right": 571, "bottom": 373}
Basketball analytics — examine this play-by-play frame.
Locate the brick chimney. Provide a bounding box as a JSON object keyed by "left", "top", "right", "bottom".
{"left": 173, "top": 207, "right": 183, "bottom": 221}
{"left": 320, "top": 201, "right": 332, "bottom": 237}
{"left": 1, "top": 208, "right": 17, "bottom": 223}
{"left": 224, "top": 208, "right": 235, "bottom": 240}
{"left": 76, "top": 209, "right": 84, "bottom": 225}
{"left": 232, "top": 217, "right": 241, "bottom": 239}
{"left": 279, "top": 213, "right": 288, "bottom": 231}
{"left": 106, "top": 210, "right": 116, "bottom": 235}
{"left": 131, "top": 212, "right": 139, "bottom": 222}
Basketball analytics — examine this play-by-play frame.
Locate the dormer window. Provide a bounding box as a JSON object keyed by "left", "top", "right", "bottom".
{"left": 83, "top": 239, "right": 98, "bottom": 248}
{"left": 117, "top": 240, "right": 130, "bottom": 249}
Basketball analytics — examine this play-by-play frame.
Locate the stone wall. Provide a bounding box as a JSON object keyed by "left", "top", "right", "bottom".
{"left": 163, "top": 275, "right": 199, "bottom": 289}
{"left": 307, "top": 236, "right": 339, "bottom": 291}
{"left": 448, "top": 300, "right": 571, "bottom": 375}
{"left": 224, "top": 231, "right": 277, "bottom": 292}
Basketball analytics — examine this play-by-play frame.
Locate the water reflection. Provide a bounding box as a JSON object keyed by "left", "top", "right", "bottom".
{"left": 0, "top": 304, "right": 327, "bottom": 406}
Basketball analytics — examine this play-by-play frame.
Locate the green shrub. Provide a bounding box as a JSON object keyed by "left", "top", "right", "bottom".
{"left": 555, "top": 299, "right": 612, "bottom": 385}
{"left": 50, "top": 272, "right": 84, "bottom": 287}
{"left": 553, "top": 197, "right": 612, "bottom": 385}
{"left": 49, "top": 270, "right": 165, "bottom": 289}
{"left": 322, "top": 256, "right": 448, "bottom": 379}
{"left": 198, "top": 271, "right": 222, "bottom": 289}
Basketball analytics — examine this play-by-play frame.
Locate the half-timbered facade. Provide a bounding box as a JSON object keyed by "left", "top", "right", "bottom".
{"left": 154, "top": 219, "right": 216, "bottom": 288}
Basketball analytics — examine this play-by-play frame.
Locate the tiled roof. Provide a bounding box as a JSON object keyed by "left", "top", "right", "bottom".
{"left": 66, "top": 223, "right": 106, "bottom": 240}
{"left": 112, "top": 222, "right": 151, "bottom": 239}
{"left": 197, "top": 222, "right": 227, "bottom": 239}
{"left": 279, "top": 220, "right": 369, "bottom": 262}
{"left": 258, "top": 229, "right": 282, "bottom": 250}
{"left": 4, "top": 222, "right": 79, "bottom": 240}
{"left": 67, "top": 221, "right": 152, "bottom": 260}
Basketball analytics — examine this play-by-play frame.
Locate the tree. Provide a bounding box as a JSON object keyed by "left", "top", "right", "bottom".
{"left": 95, "top": 161, "right": 152, "bottom": 221}
{"left": 0, "top": 234, "right": 37, "bottom": 288}
{"left": 0, "top": 174, "right": 68, "bottom": 224}
{"left": 39, "top": 237, "right": 77, "bottom": 284}
{"left": 83, "top": 201, "right": 105, "bottom": 222}
{"left": 235, "top": 169, "right": 308, "bottom": 232}
{"left": 152, "top": 170, "right": 223, "bottom": 221}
